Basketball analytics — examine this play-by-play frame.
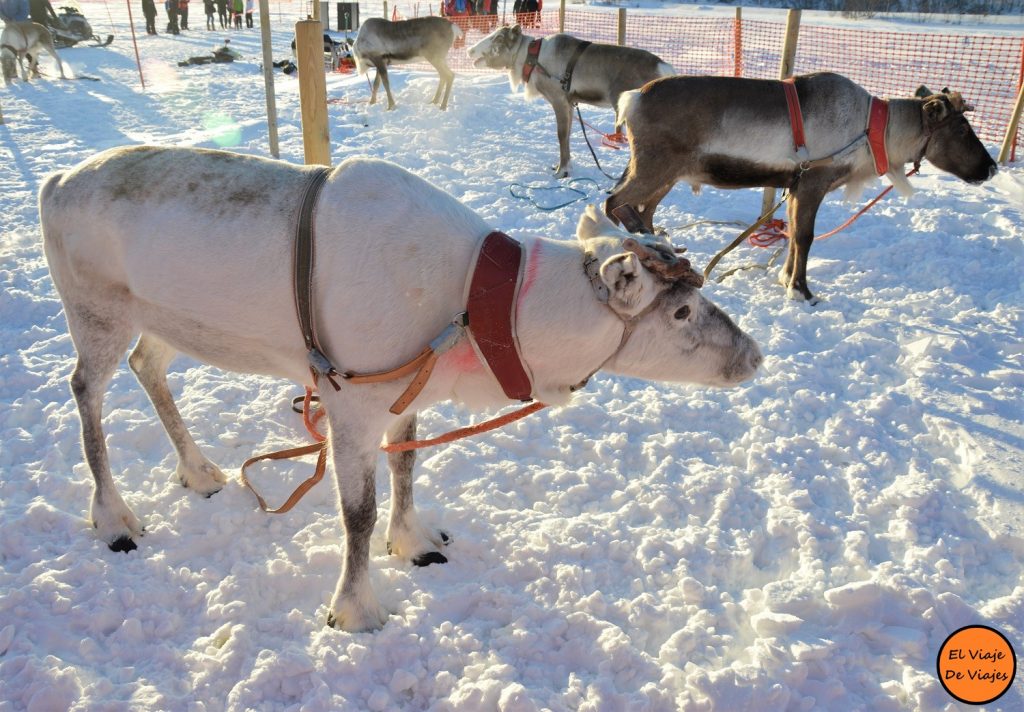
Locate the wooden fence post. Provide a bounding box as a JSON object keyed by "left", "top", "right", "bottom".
{"left": 258, "top": 0, "right": 280, "bottom": 158}
{"left": 760, "top": 8, "right": 801, "bottom": 217}
{"left": 296, "top": 19, "right": 331, "bottom": 166}
{"left": 998, "top": 39, "right": 1024, "bottom": 164}
{"left": 734, "top": 7, "right": 742, "bottom": 77}
{"left": 998, "top": 82, "right": 1024, "bottom": 164}
{"left": 617, "top": 8, "right": 626, "bottom": 46}
{"left": 383, "top": 1, "right": 388, "bottom": 20}
{"left": 559, "top": 0, "right": 565, "bottom": 33}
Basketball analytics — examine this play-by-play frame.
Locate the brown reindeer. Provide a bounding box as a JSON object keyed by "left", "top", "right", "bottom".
{"left": 605, "top": 72, "right": 997, "bottom": 302}
{"left": 353, "top": 17, "right": 462, "bottom": 111}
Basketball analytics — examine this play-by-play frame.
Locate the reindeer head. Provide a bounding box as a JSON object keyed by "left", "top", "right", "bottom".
{"left": 575, "top": 205, "right": 761, "bottom": 387}
{"left": 467, "top": 25, "right": 523, "bottom": 71}
{"left": 914, "top": 85, "right": 996, "bottom": 184}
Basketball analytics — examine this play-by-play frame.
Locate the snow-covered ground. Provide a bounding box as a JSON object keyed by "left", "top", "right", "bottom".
{"left": 1, "top": 4, "right": 1023, "bottom": 711}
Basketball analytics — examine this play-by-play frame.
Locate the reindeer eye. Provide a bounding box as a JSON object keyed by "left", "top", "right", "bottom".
{"left": 674, "top": 305, "right": 691, "bottom": 320}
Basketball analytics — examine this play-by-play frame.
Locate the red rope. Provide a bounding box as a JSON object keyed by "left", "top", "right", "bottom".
{"left": 746, "top": 168, "right": 918, "bottom": 249}
{"left": 578, "top": 117, "right": 626, "bottom": 149}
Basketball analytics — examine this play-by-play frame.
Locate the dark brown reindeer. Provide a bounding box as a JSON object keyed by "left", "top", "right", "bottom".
{"left": 605, "top": 72, "right": 997, "bottom": 302}
{"left": 353, "top": 17, "right": 462, "bottom": 111}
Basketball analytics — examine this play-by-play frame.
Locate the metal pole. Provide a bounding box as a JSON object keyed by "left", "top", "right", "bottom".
{"left": 124, "top": 0, "right": 146, "bottom": 90}
{"left": 258, "top": 0, "right": 279, "bottom": 158}
{"left": 296, "top": 19, "right": 332, "bottom": 166}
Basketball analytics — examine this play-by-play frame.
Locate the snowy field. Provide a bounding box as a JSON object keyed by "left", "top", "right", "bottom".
{"left": 2, "top": 4, "right": 1023, "bottom": 711}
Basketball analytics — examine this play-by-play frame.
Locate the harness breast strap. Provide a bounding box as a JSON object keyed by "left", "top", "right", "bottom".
{"left": 561, "top": 40, "right": 591, "bottom": 93}
{"left": 293, "top": 166, "right": 340, "bottom": 390}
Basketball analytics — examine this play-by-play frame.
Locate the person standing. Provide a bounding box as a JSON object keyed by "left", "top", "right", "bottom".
{"left": 142, "top": 0, "right": 157, "bottom": 34}
{"left": 244, "top": 0, "right": 252, "bottom": 29}
{"left": 203, "top": 0, "right": 214, "bottom": 30}
{"left": 231, "top": 0, "right": 242, "bottom": 29}
{"left": 0, "top": 0, "right": 30, "bottom": 23}
{"left": 178, "top": 0, "right": 189, "bottom": 30}
{"left": 214, "top": 0, "right": 226, "bottom": 28}
{"left": 164, "top": 0, "right": 179, "bottom": 34}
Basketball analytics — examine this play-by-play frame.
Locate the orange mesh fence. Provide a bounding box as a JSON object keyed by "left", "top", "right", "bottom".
{"left": 172, "top": 1, "right": 1020, "bottom": 153}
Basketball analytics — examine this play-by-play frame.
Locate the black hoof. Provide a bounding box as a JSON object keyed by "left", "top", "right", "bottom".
{"left": 386, "top": 541, "right": 393, "bottom": 556}
{"left": 109, "top": 536, "right": 137, "bottom": 553}
{"left": 439, "top": 531, "right": 451, "bottom": 545}
{"left": 326, "top": 612, "right": 337, "bottom": 628}
{"left": 203, "top": 487, "right": 223, "bottom": 499}
{"left": 412, "top": 551, "right": 448, "bottom": 567}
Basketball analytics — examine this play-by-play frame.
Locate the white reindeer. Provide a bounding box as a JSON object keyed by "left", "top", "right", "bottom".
{"left": 39, "top": 146, "right": 762, "bottom": 632}
{"left": 353, "top": 17, "right": 462, "bottom": 111}
{"left": 1, "top": 20, "right": 66, "bottom": 84}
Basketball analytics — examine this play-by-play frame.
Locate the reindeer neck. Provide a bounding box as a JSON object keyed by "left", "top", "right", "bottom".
{"left": 514, "top": 237, "right": 625, "bottom": 405}
{"left": 884, "top": 98, "right": 929, "bottom": 168}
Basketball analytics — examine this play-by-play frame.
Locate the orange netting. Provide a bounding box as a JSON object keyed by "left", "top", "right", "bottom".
{"left": 373, "top": 3, "right": 1021, "bottom": 153}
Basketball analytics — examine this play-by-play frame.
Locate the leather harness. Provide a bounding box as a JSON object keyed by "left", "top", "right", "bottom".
{"left": 782, "top": 77, "right": 890, "bottom": 177}
{"left": 520, "top": 37, "right": 592, "bottom": 96}
{"left": 291, "top": 168, "right": 536, "bottom": 413}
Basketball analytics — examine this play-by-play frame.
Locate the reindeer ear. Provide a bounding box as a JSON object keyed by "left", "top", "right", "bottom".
{"left": 923, "top": 97, "right": 950, "bottom": 126}
{"left": 600, "top": 252, "right": 662, "bottom": 315}
{"left": 510, "top": 24, "right": 522, "bottom": 39}
{"left": 576, "top": 204, "right": 627, "bottom": 243}
{"left": 914, "top": 85, "right": 932, "bottom": 99}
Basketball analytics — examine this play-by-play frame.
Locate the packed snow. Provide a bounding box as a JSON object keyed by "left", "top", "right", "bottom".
{"left": 1, "top": 3, "right": 1022, "bottom": 711}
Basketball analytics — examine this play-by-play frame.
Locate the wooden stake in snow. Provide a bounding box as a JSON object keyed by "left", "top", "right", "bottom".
{"left": 258, "top": 0, "right": 279, "bottom": 158}
{"left": 295, "top": 19, "right": 331, "bottom": 166}
{"left": 760, "top": 9, "right": 802, "bottom": 218}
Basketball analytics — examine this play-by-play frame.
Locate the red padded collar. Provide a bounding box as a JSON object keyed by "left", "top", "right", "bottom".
{"left": 867, "top": 97, "right": 890, "bottom": 176}
{"left": 465, "top": 231, "right": 534, "bottom": 402}
{"left": 521, "top": 39, "right": 543, "bottom": 85}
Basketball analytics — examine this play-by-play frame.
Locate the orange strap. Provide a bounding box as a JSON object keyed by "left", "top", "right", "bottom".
{"left": 240, "top": 394, "right": 547, "bottom": 513}
{"left": 782, "top": 78, "right": 808, "bottom": 157}
{"left": 381, "top": 401, "right": 547, "bottom": 453}
{"left": 240, "top": 441, "right": 327, "bottom": 514}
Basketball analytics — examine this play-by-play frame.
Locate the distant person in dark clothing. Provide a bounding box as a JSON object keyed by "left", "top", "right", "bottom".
{"left": 215, "top": 0, "right": 226, "bottom": 28}
{"left": 178, "top": 0, "right": 189, "bottom": 30}
{"left": 203, "top": 0, "right": 214, "bottom": 29}
{"left": 28, "top": 0, "right": 54, "bottom": 26}
{"left": 165, "top": 0, "right": 179, "bottom": 33}
{"left": 142, "top": 0, "right": 157, "bottom": 34}
{"left": 0, "top": 0, "right": 30, "bottom": 22}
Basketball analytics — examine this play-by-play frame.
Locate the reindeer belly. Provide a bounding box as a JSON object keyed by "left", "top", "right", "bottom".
{"left": 698, "top": 154, "right": 796, "bottom": 189}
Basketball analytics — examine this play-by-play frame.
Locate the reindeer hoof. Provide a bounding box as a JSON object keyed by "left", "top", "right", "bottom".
{"left": 412, "top": 551, "right": 448, "bottom": 567}
{"left": 109, "top": 536, "right": 137, "bottom": 553}
{"left": 326, "top": 612, "right": 337, "bottom": 628}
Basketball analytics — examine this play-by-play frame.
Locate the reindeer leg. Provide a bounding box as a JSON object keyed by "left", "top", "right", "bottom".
{"left": 376, "top": 62, "right": 396, "bottom": 110}
{"left": 323, "top": 403, "right": 390, "bottom": 632}
{"left": 370, "top": 65, "right": 382, "bottom": 105}
{"left": 48, "top": 43, "right": 66, "bottom": 79}
{"left": 385, "top": 414, "right": 450, "bottom": 566}
{"left": 550, "top": 94, "right": 574, "bottom": 178}
{"left": 606, "top": 151, "right": 678, "bottom": 232}
{"left": 64, "top": 302, "right": 143, "bottom": 551}
{"left": 780, "top": 174, "right": 830, "bottom": 303}
{"left": 128, "top": 334, "right": 226, "bottom": 495}
{"left": 439, "top": 67, "right": 454, "bottom": 111}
